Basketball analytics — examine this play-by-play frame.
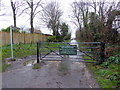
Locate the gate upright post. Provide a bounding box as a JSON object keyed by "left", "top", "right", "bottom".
{"left": 37, "top": 42, "right": 39, "bottom": 63}
{"left": 99, "top": 42, "right": 105, "bottom": 64}
{"left": 39, "top": 42, "right": 42, "bottom": 60}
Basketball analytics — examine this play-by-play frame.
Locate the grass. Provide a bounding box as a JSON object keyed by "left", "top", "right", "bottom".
{"left": 81, "top": 44, "right": 120, "bottom": 88}
{"left": 82, "top": 55, "right": 95, "bottom": 62}
{"left": 2, "top": 43, "right": 37, "bottom": 60}
{"left": 85, "top": 59, "right": 120, "bottom": 88}
{"left": 32, "top": 63, "right": 41, "bottom": 69}
{"left": 32, "top": 61, "right": 45, "bottom": 69}
{"left": 1, "top": 43, "right": 37, "bottom": 72}
{"left": 0, "top": 64, "right": 10, "bottom": 72}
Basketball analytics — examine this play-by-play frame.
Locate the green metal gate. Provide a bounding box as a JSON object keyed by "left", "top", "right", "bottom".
{"left": 37, "top": 41, "right": 105, "bottom": 64}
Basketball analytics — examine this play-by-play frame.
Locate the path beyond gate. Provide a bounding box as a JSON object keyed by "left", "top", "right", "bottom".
{"left": 37, "top": 40, "right": 105, "bottom": 64}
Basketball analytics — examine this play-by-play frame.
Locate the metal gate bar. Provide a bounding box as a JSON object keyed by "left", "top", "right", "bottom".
{"left": 37, "top": 41, "right": 105, "bottom": 64}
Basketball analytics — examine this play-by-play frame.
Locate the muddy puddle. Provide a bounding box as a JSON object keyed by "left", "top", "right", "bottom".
{"left": 23, "top": 60, "right": 37, "bottom": 66}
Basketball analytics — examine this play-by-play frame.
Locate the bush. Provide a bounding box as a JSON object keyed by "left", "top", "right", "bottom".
{"left": 108, "top": 55, "right": 120, "bottom": 64}
{"left": 56, "top": 35, "right": 64, "bottom": 42}
{"left": 101, "top": 54, "right": 120, "bottom": 68}
{"left": 101, "top": 62, "right": 109, "bottom": 68}
{"left": 64, "top": 33, "right": 71, "bottom": 40}
{"left": 2, "top": 27, "right": 10, "bottom": 32}
{"left": 46, "top": 36, "right": 58, "bottom": 42}
{"left": 21, "top": 31, "right": 27, "bottom": 33}
{"left": 109, "top": 72, "right": 120, "bottom": 81}
{"left": 2, "top": 26, "right": 20, "bottom": 32}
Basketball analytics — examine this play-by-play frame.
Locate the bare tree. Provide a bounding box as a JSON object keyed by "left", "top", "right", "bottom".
{"left": 89, "top": 0, "right": 120, "bottom": 26}
{"left": 77, "top": 0, "right": 120, "bottom": 42}
{"left": 40, "top": 1, "right": 63, "bottom": 36}
{"left": 71, "top": 1, "right": 82, "bottom": 31}
{"left": 71, "top": 1, "right": 89, "bottom": 31}
{"left": 10, "top": 0, "right": 25, "bottom": 27}
{"left": 25, "top": 0, "right": 42, "bottom": 33}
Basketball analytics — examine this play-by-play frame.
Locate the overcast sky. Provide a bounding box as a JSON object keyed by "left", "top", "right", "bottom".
{"left": 0, "top": 0, "right": 79, "bottom": 38}
{"left": 0, "top": 0, "right": 119, "bottom": 38}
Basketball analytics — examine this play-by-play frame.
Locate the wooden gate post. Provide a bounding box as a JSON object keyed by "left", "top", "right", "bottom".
{"left": 99, "top": 42, "right": 105, "bottom": 64}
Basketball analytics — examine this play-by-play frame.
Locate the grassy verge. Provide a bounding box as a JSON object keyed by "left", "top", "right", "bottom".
{"left": 2, "top": 43, "right": 37, "bottom": 60}
{"left": 81, "top": 43, "right": 120, "bottom": 88}
{"left": 84, "top": 55, "right": 120, "bottom": 88}
{"left": 1, "top": 43, "right": 37, "bottom": 72}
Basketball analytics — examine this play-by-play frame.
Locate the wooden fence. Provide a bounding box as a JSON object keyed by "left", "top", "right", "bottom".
{"left": 1, "top": 32, "right": 49, "bottom": 46}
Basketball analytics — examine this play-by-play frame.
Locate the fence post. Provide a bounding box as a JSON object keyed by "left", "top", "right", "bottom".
{"left": 37, "top": 42, "right": 39, "bottom": 63}
{"left": 99, "top": 42, "right": 105, "bottom": 64}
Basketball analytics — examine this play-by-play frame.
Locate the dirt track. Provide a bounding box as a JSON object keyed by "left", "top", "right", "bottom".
{"left": 2, "top": 55, "right": 99, "bottom": 88}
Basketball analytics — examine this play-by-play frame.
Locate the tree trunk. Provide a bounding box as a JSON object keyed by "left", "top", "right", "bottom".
{"left": 13, "top": 10, "right": 16, "bottom": 27}
{"left": 11, "top": 0, "right": 16, "bottom": 27}
{"left": 30, "top": 0, "right": 34, "bottom": 33}
{"left": 30, "top": 13, "right": 34, "bottom": 33}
